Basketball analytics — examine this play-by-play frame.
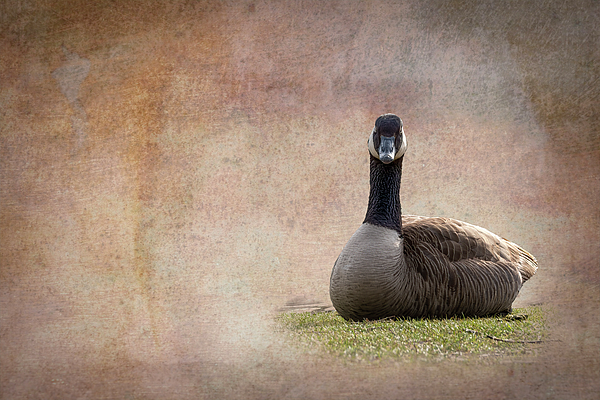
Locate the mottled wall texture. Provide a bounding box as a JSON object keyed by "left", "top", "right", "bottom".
{"left": 1, "top": 0, "right": 598, "bottom": 399}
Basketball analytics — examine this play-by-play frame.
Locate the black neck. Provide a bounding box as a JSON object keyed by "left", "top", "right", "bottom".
{"left": 363, "top": 155, "right": 403, "bottom": 234}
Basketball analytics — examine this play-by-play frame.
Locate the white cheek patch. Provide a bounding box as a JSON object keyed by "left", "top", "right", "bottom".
{"left": 368, "top": 128, "right": 379, "bottom": 159}
{"left": 395, "top": 127, "right": 407, "bottom": 159}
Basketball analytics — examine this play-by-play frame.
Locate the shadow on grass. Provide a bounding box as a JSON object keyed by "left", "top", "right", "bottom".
{"left": 276, "top": 306, "right": 548, "bottom": 362}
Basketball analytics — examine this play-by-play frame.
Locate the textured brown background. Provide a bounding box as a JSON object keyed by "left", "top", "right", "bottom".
{"left": 1, "top": 0, "right": 599, "bottom": 399}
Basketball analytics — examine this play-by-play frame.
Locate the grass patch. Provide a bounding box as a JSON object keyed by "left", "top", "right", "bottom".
{"left": 276, "top": 306, "right": 547, "bottom": 362}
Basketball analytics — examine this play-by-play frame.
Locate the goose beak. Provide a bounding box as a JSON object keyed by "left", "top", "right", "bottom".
{"left": 378, "top": 136, "right": 396, "bottom": 164}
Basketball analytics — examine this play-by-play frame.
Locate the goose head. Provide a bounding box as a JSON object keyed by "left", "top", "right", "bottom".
{"left": 367, "top": 113, "right": 407, "bottom": 164}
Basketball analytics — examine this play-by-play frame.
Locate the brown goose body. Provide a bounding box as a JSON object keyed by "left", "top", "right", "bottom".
{"left": 329, "top": 114, "right": 538, "bottom": 321}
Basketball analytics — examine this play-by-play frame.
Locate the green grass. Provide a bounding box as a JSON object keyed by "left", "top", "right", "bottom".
{"left": 276, "top": 307, "right": 547, "bottom": 362}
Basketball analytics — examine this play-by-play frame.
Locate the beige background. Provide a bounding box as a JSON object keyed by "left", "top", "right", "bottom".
{"left": 1, "top": 1, "right": 598, "bottom": 399}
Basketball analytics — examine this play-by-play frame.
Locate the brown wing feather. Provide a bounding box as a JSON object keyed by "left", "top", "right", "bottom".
{"left": 399, "top": 216, "right": 537, "bottom": 317}
{"left": 402, "top": 215, "right": 538, "bottom": 283}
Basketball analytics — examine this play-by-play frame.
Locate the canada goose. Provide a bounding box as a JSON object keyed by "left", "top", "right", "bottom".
{"left": 329, "top": 114, "right": 538, "bottom": 321}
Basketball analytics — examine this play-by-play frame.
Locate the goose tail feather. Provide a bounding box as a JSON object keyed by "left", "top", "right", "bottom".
{"left": 517, "top": 247, "right": 538, "bottom": 282}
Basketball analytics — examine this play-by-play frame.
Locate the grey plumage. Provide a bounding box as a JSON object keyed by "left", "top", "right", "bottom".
{"left": 329, "top": 114, "right": 538, "bottom": 321}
